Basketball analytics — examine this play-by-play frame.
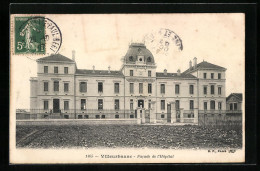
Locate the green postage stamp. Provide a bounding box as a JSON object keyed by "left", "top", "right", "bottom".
{"left": 14, "top": 16, "right": 46, "bottom": 54}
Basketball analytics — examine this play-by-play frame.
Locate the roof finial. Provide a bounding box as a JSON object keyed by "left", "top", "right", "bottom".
{"left": 92, "top": 65, "right": 95, "bottom": 73}
{"left": 108, "top": 66, "right": 111, "bottom": 73}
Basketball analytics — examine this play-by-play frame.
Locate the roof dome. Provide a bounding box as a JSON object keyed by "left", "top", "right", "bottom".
{"left": 124, "top": 43, "right": 155, "bottom": 64}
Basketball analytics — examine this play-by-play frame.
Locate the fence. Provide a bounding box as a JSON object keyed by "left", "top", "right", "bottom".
{"left": 198, "top": 112, "right": 242, "bottom": 131}
{"left": 16, "top": 109, "right": 136, "bottom": 120}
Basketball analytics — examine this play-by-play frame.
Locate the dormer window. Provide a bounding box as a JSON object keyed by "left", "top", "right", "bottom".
{"left": 147, "top": 57, "right": 151, "bottom": 62}
{"left": 129, "top": 56, "right": 133, "bottom": 61}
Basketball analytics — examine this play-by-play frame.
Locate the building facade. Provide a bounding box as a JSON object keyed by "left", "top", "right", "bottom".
{"left": 226, "top": 93, "right": 242, "bottom": 115}
{"left": 30, "top": 43, "right": 227, "bottom": 124}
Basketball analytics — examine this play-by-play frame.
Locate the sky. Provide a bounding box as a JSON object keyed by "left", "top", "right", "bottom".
{"left": 11, "top": 14, "right": 245, "bottom": 109}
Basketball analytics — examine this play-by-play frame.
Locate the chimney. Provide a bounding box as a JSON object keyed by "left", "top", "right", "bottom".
{"left": 164, "top": 69, "right": 167, "bottom": 76}
{"left": 193, "top": 57, "right": 197, "bottom": 68}
{"left": 72, "top": 50, "right": 75, "bottom": 61}
{"left": 108, "top": 66, "right": 111, "bottom": 73}
{"left": 189, "top": 60, "right": 192, "bottom": 70}
{"left": 177, "top": 69, "right": 181, "bottom": 76}
{"left": 92, "top": 65, "right": 95, "bottom": 73}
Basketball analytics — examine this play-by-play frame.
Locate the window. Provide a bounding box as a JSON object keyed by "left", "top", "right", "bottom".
{"left": 210, "top": 100, "right": 215, "bottom": 110}
{"left": 78, "top": 115, "right": 83, "bottom": 119}
{"left": 218, "top": 102, "right": 222, "bottom": 110}
{"left": 211, "top": 73, "right": 214, "bottom": 79}
{"left": 98, "top": 99, "right": 103, "bottom": 110}
{"left": 175, "top": 84, "right": 180, "bottom": 94}
{"left": 84, "top": 115, "right": 89, "bottom": 119}
{"left": 161, "top": 84, "right": 165, "bottom": 94}
{"left": 44, "top": 101, "right": 48, "bottom": 110}
{"left": 64, "top": 67, "right": 68, "bottom": 74}
{"left": 147, "top": 57, "right": 151, "bottom": 62}
{"left": 101, "top": 115, "right": 105, "bottom": 119}
{"left": 130, "top": 115, "right": 134, "bottom": 118}
{"left": 115, "top": 115, "right": 119, "bottom": 118}
{"left": 161, "top": 100, "right": 165, "bottom": 110}
{"left": 96, "top": 115, "right": 100, "bottom": 119}
{"left": 161, "top": 114, "right": 165, "bottom": 118}
{"left": 130, "top": 99, "right": 133, "bottom": 110}
{"left": 175, "top": 100, "right": 180, "bottom": 110}
{"left": 218, "top": 73, "right": 221, "bottom": 79}
{"left": 130, "top": 70, "right": 133, "bottom": 76}
{"left": 148, "top": 100, "right": 151, "bottom": 109}
{"left": 190, "top": 100, "right": 194, "bottom": 110}
{"left": 230, "top": 103, "right": 233, "bottom": 110}
{"left": 129, "top": 56, "right": 133, "bottom": 61}
{"left": 44, "top": 82, "right": 48, "bottom": 91}
{"left": 44, "top": 66, "right": 48, "bottom": 73}
{"left": 80, "top": 82, "right": 87, "bottom": 92}
{"left": 203, "top": 86, "right": 207, "bottom": 95}
{"left": 81, "top": 99, "right": 86, "bottom": 110}
{"left": 189, "top": 85, "right": 194, "bottom": 94}
{"left": 54, "top": 66, "right": 58, "bottom": 73}
{"left": 64, "top": 83, "right": 69, "bottom": 92}
{"left": 148, "top": 70, "right": 151, "bottom": 77}
{"left": 148, "top": 83, "right": 152, "bottom": 94}
{"left": 139, "top": 83, "right": 143, "bottom": 94}
{"left": 115, "top": 99, "right": 120, "bottom": 110}
{"left": 114, "top": 83, "right": 119, "bottom": 93}
{"left": 98, "top": 82, "right": 103, "bottom": 93}
{"left": 204, "top": 102, "right": 207, "bottom": 110}
{"left": 211, "top": 85, "right": 215, "bottom": 94}
{"left": 64, "top": 101, "right": 69, "bottom": 110}
{"left": 130, "top": 83, "right": 134, "bottom": 94}
{"left": 54, "top": 81, "right": 59, "bottom": 91}
{"left": 203, "top": 73, "right": 207, "bottom": 79}
{"left": 218, "top": 87, "right": 222, "bottom": 95}
{"left": 234, "top": 103, "right": 238, "bottom": 110}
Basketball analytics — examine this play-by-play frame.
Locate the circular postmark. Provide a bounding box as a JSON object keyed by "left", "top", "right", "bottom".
{"left": 13, "top": 16, "right": 62, "bottom": 55}
{"left": 144, "top": 28, "right": 183, "bottom": 56}
{"left": 44, "top": 17, "right": 62, "bottom": 55}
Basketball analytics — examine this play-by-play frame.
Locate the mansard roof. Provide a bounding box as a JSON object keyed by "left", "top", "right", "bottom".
{"left": 183, "top": 61, "right": 226, "bottom": 74}
{"left": 226, "top": 93, "right": 243, "bottom": 102}
{"left": 124, "top": 43, "right": 155, "bottom": 64}
{"left": 76, "top": 69, "right": 124, "bottom": 77}
{"left": 37, "top": 54, "right": 75, "bottom": 63}
{"left": 156, "top": 72, "right": 197, "bottom": 79}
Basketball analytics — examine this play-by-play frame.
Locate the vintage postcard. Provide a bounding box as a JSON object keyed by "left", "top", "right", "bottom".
{"left": 10, "top": 13, "right": 245, "bottom": 163}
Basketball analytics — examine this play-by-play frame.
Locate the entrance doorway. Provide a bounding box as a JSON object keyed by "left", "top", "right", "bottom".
{"left": 53, "top": 99, "right": 60, "bottom": 113}
{"left": 138, "top": 100, "right": 144, "bottom": 108}
{"left": 167, "top": 104, "right": 171, "bottom": 122}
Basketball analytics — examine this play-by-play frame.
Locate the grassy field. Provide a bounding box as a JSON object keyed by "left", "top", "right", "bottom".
{"left": 16, "top": 125, "right": 242, "bottom": 149}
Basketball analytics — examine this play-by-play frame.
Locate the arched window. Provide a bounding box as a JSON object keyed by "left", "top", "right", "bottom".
{"left": 129, "top": 56, "right": 133, "bottom": 61}
{"left": 147, "top": 57, "right": 151, "bottom": 62}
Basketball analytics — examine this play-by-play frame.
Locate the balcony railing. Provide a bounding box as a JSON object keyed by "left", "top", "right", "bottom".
{"left": 226, "top": 110, "right": 242, "bottom": 114}
{"left": 199, "top": 110, "right": 226, "bottom": 114}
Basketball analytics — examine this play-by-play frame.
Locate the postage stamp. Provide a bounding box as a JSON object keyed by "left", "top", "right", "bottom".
{"left": 14, "top": 16, "right": 45, "bottom": 54}
{"left": 13, "top": 16, "right": 62, "bottom": 55}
